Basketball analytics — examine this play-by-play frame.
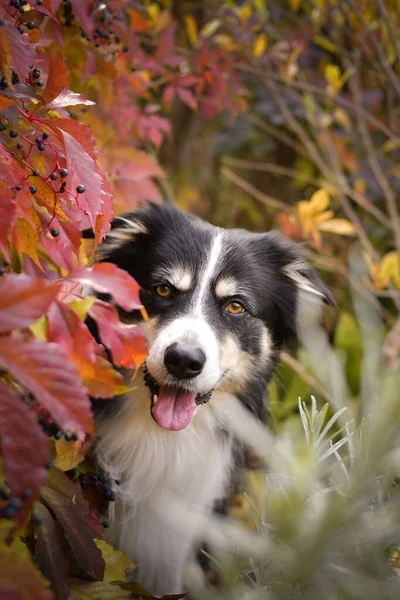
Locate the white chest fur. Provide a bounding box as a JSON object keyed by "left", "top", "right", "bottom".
{"left": 95, "top": 383, "right": 236, "bottom": 595}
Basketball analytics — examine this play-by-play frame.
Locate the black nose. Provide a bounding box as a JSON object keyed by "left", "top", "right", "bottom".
{"left": 164, "top": 343, "right": 206, "bottom": 379}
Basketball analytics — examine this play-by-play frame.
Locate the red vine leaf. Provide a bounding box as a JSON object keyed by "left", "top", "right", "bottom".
{"left": 47, "top": 301, "right": 127, "bottom": 398}
{"left": 0, "top": 337, "right": 93, "bottom": 434}
{"left": 0, "top": 382, "right": 49, "bottom": 523}
{"left": 0, "top": 273, "right": 59, "bottom": 333}
{"left": 68, "top": 263, "right": 142, "bottom": 311}
{"left": 89, "top": 300, "right": 147, "bottom": 369}
{"left": 42, "top": 53, "right": 69, "bottom": 105}
{"left": 43, "top": 117, "right": 97, "bottom": 159}
{"left": 47, "top": 89, "right": 95, "bottom": 109}
{"left": 0, "top": 546, "right": 53, "bottom": 600}
{"left": 40, "top": 484, "right": 105, "bottom": 580}
{"left": 34, "top": 502, "right": 70, "bottom": 600}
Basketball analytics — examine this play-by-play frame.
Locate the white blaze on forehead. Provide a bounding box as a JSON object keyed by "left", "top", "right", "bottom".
{"left": 194, "top": 233, "right": 223, "bottom": 313}
{"left": 215, "top": 276, "right": 240, "bottom": 299}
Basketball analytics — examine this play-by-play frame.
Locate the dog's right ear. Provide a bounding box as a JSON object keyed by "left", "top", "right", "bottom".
{"left": 82, "top": 211, "right": 150, "bottom": 261}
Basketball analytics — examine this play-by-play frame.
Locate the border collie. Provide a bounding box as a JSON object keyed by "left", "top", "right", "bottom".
{"left": 92, "top": 203, "right": 334, "bottom": 595}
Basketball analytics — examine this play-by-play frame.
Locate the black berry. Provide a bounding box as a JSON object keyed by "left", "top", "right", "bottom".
{"left": 37, "top": 0, "right": 43, "bottom": 4}
{"left": 76, "top": 185, "right": 85, "bottom": 194}
{"left": 50, "top": 228, "right": 59, "bottom": 237}
{"left": 27, "top": 21, "right": 35, "bottom": 30}
{"left": 38, "top": 142, "right": 45, "bottom": 151}
{"left": 42, "top": 132, "right": 49, "bottom": 140}
{"left": 3, "top": 259, "right": 9, "bottom": 267}
{"left": 32, "top": 68, "right": 40, "bottom": 79}
{"left": 102, "top": 520, "right": 110, "bottom": 528}
{"left": 80, "top": 479, "right": 87, "bottom": 489}
{"left": 0, "top": 123, "right": 6, "bottom": 132}
{"left": 59, "top": 168, "right": 68, "bottom": 177}
{"left": 32, "top": 514, "right": 43, "bottom": 526}
{"left": 22, "top": 488, "right": 32, "bottom": 499}
{"left": 3, "top": 504, "right": 18, "bottom": 519}
{"left": 32, "top": 169, "right": 39, "bottom": 176}
{"left": 17, "top": 26, "right": 24, "bottom": 34}
{"left": 16, "top": 142, "right": 23, "bottom": 149}
{"left": 35, "top": 137, "right": 41, "bottom": 144}
{"left": 9, "top": 130, "right": 18, "bottom": 138}
{"left": 0, "top": 268, "right": 5, "bottom": 276}
{"left": 64, "top": 431, "right": 72, "bottom": 441}
{"left": 45, "top": 459, "right": 52, "bottom": 469}
{"left": 16, "top": 185, "right": 22, "bottom": 191}
{"left": 29, "top": 185, "right": 37, "bottom": 194}
{"left": 9, "top": 498, "right": 22, "bottom": 510}
{"left": 50, "top": 172, "right": 57, "bottom": 180}
{"left": 71, "top": 432, "right": 78, "bottom": 441}
{"left": 36, "top": 81, "right": 44, "bottom": 87}
{"left": 54, "top": 429, "right": 62, "bottom": 439}
{"left": 108, "top": 490, "right": 117, "bottom": 502}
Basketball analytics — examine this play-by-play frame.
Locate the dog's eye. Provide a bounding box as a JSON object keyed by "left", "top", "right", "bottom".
{"left": 155, "top": 284, "right": 172, "bottom": 298}
{"left": 225, "top": 301, "right": 246, "bottom": 315}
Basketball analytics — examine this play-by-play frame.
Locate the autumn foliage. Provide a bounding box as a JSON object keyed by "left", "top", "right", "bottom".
{"left": 1, "top": 0, "right": 400, "bottom": 598}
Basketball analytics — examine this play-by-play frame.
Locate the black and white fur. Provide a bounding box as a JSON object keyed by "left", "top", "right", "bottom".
{"left": 92, "top": 203, "right": 334, "bottom": 595}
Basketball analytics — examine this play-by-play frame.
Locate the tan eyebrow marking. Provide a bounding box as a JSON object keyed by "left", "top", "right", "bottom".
{"left": 215, "top": 277, "right": 240, "bottom": 298}
{"left": 164, "top": 267, "right": 193, "bottom": 291}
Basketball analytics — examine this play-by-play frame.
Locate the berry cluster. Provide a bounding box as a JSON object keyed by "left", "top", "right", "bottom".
{"left": 8, "top": 0, "right": 37, "bottom": 35}
{"left": 0, "top": 456, "right": 52, "bottom": 522}
{"left": 38, "top": 415, "right": 79, "bottom": 442}
{"left": 79, "top": 472, "right": 119, "bottom": 528}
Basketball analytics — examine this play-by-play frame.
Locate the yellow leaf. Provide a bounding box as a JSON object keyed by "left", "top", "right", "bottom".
{"left": 184, "top": 15, "right": 198, "bottom": 48}
{"left": 68, "top": 297, "right": 96, "bottom": 321}
{"left": 314, "top": 209, "right": 334, "bottom": 223}
{"left": 95, "top": 539, "right": 136, "bottom": 583}
{"left": 28, "top": 176, "right": 70, "bottom": 222}
{"left": 325, "top": 64, "right": 341, "bottom": 89}
{"left": 200, "top": 19, "right": 221, "bottom": 38}
{"left": 30, "top": 315, "right": 48, "bottom": 340}
{"left": 309, "top": 188, "right": 330, "bottom": 212}
{"left": 318, "top": 218, "right": 356, "bottom": 236}
{"left": 253, "top": 0, "right": 266, "bottom": 11}
{"left": 72, "top": 494, "right": 76, "bottom": 504}
{"left": 12, "top": 218, "right": 41, "bottom": 268}
{"left": 253, "top": 33, "right": 267, "bottom": 58}
{"left": 333, "top": 108, "right": 352, "bottom": 132}
{"left": 53, "top": 437, "right": 85, "bottom": 471}
{"left": 237, "top": 5, "right": 252, "bottom": 23}
{"left": 290, "top": 0, "right": 302, "bottom": 10}
{"left": 147, "top": 3, "right": 159, "bottom": 23}
{"left": 377, "top": 251, "right": 400, "bottom": 290}
{"left": 0, "top": 30, "right": 12, "bottom": 87}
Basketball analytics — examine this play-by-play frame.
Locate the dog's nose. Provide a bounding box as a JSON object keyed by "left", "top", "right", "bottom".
{"left": 164, "top": 343, "right": 206, "bottom": 379}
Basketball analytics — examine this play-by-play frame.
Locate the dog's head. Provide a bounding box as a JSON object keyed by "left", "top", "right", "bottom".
{"left": 95, "top": 203, "right": 334, "bottom": 431}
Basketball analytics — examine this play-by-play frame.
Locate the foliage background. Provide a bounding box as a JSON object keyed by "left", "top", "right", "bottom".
{"left": 0, "top": 0, "right": 400, "bottom": 599}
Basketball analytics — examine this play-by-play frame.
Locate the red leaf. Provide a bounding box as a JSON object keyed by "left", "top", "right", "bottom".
{"left": 42, "top": 53, "right": 69, "bottom": 105}
{"left": 89, "top": 300, "right": 147, "bottom": 369}
{"left": 47, "top": 301, "right": 126, "bottom": 398}
{"left": 0, "top": 15, "right": 35, "bottom": 83}
{"left": 177, "top": 87, "right": 198, "bottom": 110}
{"left": 43, "top": 117, "right": 97, "bottom": 159}
{"left": 61, "top": 130, "right": 103, "bottom": 230}
{"left": 68, "top": 263, "right": 142, "bottom": 311}
{"left": 0, "top": 337, "right": 93, "bottom": 434}
{"left": 70, "top": 0, "right": 95, "bottom": 35}
{"left": 47, "top": 89, "right": 95, "bottom": 109}
{"left": 34, "top": 502, "right": 70, "bottom": 600}
{"left": 40, "top": 484, "right": 104, "bottom": 580}
{"left": 0, "top": 382, "right": 49, "bottom": 523}
{"left": 0, "top": 546, "right": 53, "bottom": 600}
{"left": 0, "top": 274, "right": 59, "bottom": 333}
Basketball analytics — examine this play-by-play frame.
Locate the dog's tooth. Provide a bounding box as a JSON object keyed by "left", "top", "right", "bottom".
{"left": 153, "top": 394, "right": 158, "bottom": 404}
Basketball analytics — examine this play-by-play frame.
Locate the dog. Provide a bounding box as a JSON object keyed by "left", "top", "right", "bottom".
{"left": 91, "top": 202, "right": 334, "bottom": 595}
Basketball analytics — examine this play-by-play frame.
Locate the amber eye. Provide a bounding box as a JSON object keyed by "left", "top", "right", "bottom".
{"left": 155, "top": 284, "right": 171, "bottom": 298}
{"left": 225, "top": 301, "right": 246, "bottom": 315}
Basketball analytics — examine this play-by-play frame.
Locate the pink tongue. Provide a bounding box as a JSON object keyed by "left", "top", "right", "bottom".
{"left": 151, "top": 386, "right": 197, "bottom": 431}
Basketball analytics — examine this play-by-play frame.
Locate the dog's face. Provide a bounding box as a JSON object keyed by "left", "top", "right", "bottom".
{"left": 97, "top": 203, "right": 334, "bottom": 431}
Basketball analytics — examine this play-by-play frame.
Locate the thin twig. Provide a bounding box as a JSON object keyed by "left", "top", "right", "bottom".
{"left": 281, "top": 351, "right": 333, "bottom": 403}
{"left": 246, "top": 114, "right": 307, "bottom": 157}
{"left": 346, "top": 62, "right": 400, "bottom": 259}
{"left": 220, "top": 167, "right": 292, "bottom": 213}
{"left": 377, "top": 0, "right": 400, "bottom": 67}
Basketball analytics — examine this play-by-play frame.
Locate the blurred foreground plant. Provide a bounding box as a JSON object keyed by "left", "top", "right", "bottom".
{"left": 188, "top": 249, "right": 400, "bottom": 600}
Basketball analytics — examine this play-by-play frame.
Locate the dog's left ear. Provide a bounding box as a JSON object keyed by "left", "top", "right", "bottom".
{"left": 263, "top": 232, "right": 335, "bottom": 340}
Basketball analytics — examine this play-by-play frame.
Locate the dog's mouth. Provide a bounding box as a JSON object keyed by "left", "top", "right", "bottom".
{"left": 143, "top": 364, "right": 212, "bottom": 431}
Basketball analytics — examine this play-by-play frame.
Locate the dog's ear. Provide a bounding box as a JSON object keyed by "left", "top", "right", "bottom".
{"left": 262, "top": 231, "right": 335, "bottom": 343}
{"left": 95, "top": 213, "right": 149, "bottom": 261}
